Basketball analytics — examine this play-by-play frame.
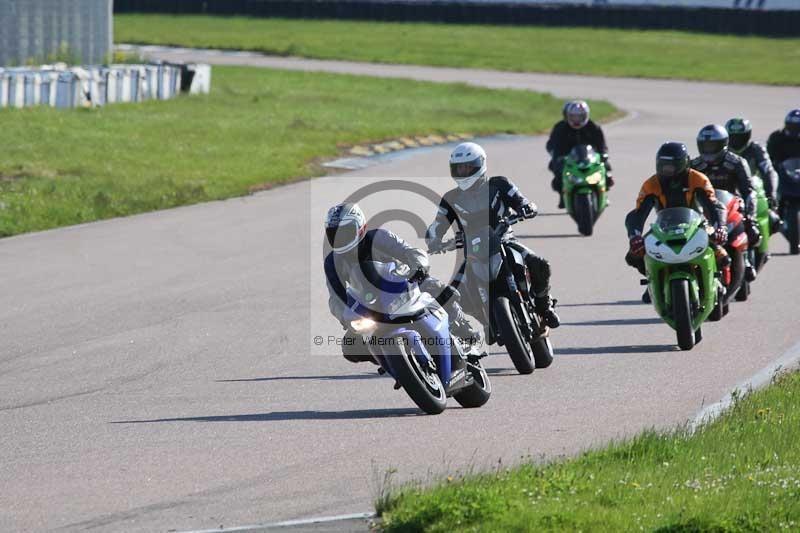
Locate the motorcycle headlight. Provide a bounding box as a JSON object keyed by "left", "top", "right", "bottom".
{"left": 585, "top": 171, "right": 602, "bottom": 185}
{"left": 350, "top": 317, "right": 377, "bottom": 333}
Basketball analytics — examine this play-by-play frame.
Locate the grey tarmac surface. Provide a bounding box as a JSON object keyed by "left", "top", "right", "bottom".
{"left": 2, "top": 49, "right": 799, "bottom": 532}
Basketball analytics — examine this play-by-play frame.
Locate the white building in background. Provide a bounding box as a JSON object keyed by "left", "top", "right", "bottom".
{"left": 0, "top": 0, "right": 113, "bottom": 67}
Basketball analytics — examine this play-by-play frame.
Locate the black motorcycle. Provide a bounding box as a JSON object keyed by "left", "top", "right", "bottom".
{"left": 430, "top": 214, "right": 554, "bottom": 375}
{"left": 779, "top": 158, "right": 800, "bottom": 255}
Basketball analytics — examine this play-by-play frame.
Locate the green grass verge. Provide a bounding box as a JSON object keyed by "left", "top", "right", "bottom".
{"left": 115, "top": 15, "right": 800, "bottom": 85}
{"left": 380, "top": 370, "right": 800, "bottom": 532}
{"left": 0, "top": 67, "right": 615, "bottom": 237}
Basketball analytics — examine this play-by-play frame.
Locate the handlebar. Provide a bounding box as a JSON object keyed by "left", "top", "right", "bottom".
{"left": 427, "top": 214, "right": 532, "bottom": 255}
{"left": 428, "top": 233, "right": 464, "bottom": 255}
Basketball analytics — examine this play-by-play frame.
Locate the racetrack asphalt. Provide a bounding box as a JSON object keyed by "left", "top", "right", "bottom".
{"left": 1, "top": 48, "right": 799, "bottom": 532}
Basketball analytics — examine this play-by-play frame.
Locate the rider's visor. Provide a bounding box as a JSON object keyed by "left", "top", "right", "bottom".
{"left": 450, "top": 158, "right": 482, "bottom": 179}
{"left": 326, "top": 220, "right": 363, "bottom": 252}
{"left": 698, "top": 139, "right": 726, "bottom": 157}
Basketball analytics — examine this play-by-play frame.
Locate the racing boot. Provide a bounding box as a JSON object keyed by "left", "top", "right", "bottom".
{"left": 642, "top": 289, "right": 652, "bottom": 304}
{"left": 769, "top": 210, "right": 783, "bottom": 235}
{"left": 557, "top": 194, "right": 565, "bottom": 209}
{"left": 715, "top": 247, "right": 732, "bottom": 287}
{"left": 744, "top": 254, "right": 757, "bottom": 283}
{"left": 534, "top": 293, "right": 561, "bottom": 329}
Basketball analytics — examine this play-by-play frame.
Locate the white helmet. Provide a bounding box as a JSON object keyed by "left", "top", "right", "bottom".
{"left": 449, "top": 142, "right": 487, "bottom": 190}
{"left": 565, "top": 100, "right": 590, "bottom": 129}
{"left": 324, "top": 202, "right": 367, "bottom": 254}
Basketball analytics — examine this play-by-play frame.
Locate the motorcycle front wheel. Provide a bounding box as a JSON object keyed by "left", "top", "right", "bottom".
{"left": 452, "top": 361, "right": 492, "bottom": 408}
{"left": 785, "top": 202, "right": 800, "bottom": 255}
{"left": 388, "top": 340, "right": 447, "bottom": 415}
{"left": 574, "top": 192, "right": 596, "bottom": 236}
{"left": 671, "top": 279, "right": 695, "bottom": 351}
{"left": 492, "top": 296, "right": 535, "bottom": 374}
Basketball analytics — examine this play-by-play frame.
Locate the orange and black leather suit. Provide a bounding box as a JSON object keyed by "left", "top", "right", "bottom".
{"left": 625, "top": 169, "right": 726, "bottom": 273}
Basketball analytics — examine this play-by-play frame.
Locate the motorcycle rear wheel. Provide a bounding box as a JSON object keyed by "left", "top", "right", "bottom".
{"left": 531, "top": 336, "right": 554, "bottom": 369}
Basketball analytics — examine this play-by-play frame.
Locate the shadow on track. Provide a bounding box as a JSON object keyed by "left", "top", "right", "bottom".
{"left": 515, "top": 234, "right": 583, "bottom": 239}
{"left": 562, "top": 317, "right": 662, "bottom": 327}
{"left": 558, "top": 299, "right": 642, "bottom": 308}
{"left": 534, "top": 212, "right": 569, "bottom": 217}
{"left": 556, "top": 344, "right": 677, "bottom": 355}
{"left": 112, "top": 407, "right": 421, "bottom": 424}
{"left": 217, "top": 373, "right": 380, "bottom": 383}
{"left": 484, "top": 367, "right": 523, "bottom": 376}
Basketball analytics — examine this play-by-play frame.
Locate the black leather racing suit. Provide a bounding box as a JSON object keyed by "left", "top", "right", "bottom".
{"left": 546, "top": 119, "right": 612, "bottom": 192}
{"left": 692, "top": 151, "right": 761, "bottom": 267}
{"left": 767, "top": 129, "right": 800, "bottom": 204}
{"left": 324, "top": 228, "right": 473, "bottom": 362}
{"left": 738, "top": 141, "right": 778, "bottom": 203}
{"left": 691, "top": 152, "right": 757, "bottom": 217}
{"left": 767, "top": 129, "right": 800, "bottom": 171}
{"left": 425, "top": 175, "right": 554, "bottom": 314}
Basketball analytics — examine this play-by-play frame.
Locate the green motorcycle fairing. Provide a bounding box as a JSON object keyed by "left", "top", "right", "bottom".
{"left": 752, "top": 175, "right": 771, "bottom": 255}
{"left": 643, "top": 208, "right": 720, "bottom": 331}
{"left": 562, "top": 145, "right": 608, "bottom": 215}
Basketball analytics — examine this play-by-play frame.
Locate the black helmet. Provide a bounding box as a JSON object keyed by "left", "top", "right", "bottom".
{"left": 697, "top": 124, "right": 729, "bottom": 164}
{"left": 785, "top": 109, "right": 800, "bottom": 139}
{"left": 725, "top": 118, "right": 752, "bottom": 154}
{"left": 656, "top": 142, "right": 690, "bottom": 180}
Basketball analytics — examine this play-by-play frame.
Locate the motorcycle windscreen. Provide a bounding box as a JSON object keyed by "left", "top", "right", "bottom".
{"left": 464, "top": 225, "right": 502, "bottom": 282}
{"left": 568, "top": 144, "right": 596, "bottom": 167}
{"left": 653, "top": 207, "right": 703, "bottom": 236}
{"left": 782, "top": 157, "right": 800, "bottom": 176}
{"left": 346, "top": 260, "right": 429, "bottom": 320}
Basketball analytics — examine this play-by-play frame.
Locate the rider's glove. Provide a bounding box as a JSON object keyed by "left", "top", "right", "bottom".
{"left": 410, "top": 265, "right": 429, "bottom": 282}
{"left": 744, "top": 218, "right": 761, "bottom": 247}
{"left": 521, "top": 203, "right": 538, "bottom": 219}
{"left": 629, "top": 235, "right": 645, "bottom": 257}
{"left": 606, "top": 173, "right": 615, "bottom": 189}
{"left": 713, "top": 226, "right": 729, "bottom": 246}
{"left": 768, "top": 196, "right": 778, "bottom": 211}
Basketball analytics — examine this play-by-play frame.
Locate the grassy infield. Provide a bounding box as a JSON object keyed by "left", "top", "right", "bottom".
{"left": 5, "top": 16, "right": 800, "bottom": 529}
{"left": 0, "top": 69, "right": 607, "bottom": 237}
{"left": 381, "top": 371, "right": 800, "bottom": 531}
{"left": 115, "top": 15, "right": 800, "bottom": 85}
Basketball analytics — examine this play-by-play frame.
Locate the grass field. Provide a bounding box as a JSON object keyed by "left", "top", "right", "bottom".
{"left": 379, "top": 370, "right": 800, "bottom": 532}
{"left": 0, "top": 67, "right": 614, "bottom": 237}
{"left": 115, "top": 15, "right": 800, "bottom": 85}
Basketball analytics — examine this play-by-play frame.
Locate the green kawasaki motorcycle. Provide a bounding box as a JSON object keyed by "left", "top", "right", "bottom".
{"left": 752, "top": 175, "right": 771, "bottom": 272}
{"left": 643, "top": 208, "right": 724, "bottom": 351}
{"left": 561, "top": 145, "right": 609, "bottom": 236}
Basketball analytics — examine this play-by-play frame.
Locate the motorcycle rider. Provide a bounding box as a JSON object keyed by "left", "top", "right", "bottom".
{"left": 768, "top": 109, "right": 800, "bottom": 207}
{"left": 767, "top": 109, "right": 800, "bottom": 169}
{"left": 725, "top": 117, "right": 782, "bottom": 233}
{"left": 547, "top": 100, "right": 614, "bottom": 209}
{"left": 625, "top": 142, "right": 729, "bottom": 303}
{"left": 324, "top": 202, "right": 480, "bottom": 363}
{"left": 691, "top": 124, "right": 760, "bottom": 281}
{"left": 425, "top": 141, "right": 561, "bottom": 328}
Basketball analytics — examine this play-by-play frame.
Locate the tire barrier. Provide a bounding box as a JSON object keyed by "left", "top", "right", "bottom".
{"left": 114, "top": 1, "right": 800, "bottom": 37}
{"left": 0, "top": 63, "right": 210, "bottom": 109}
